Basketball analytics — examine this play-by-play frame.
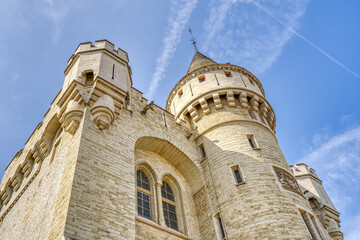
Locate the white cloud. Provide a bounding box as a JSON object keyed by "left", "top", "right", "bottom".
{"left": 297, "top": 125, "right": 360, "bottom": 238}
{"left": 249, "top": 0, "right": 360, "bottom": 79}
{"left": 40, "top": 0, "right": 72, "bottom": 43}
{"left": 201, "top": 0, "right": 309, "bottom": 74}
{"left": 146, "top": 0, "right": 199, "bottom": 99}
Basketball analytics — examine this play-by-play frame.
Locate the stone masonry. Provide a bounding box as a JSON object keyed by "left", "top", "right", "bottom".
{"left": 0, "top": 40, "right": 343, "bottom": 240}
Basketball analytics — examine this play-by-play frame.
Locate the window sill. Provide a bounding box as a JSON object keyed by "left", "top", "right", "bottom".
{"left": 200, "top": 156, "right": 207, "bottom": 163}
{"left": 235, "top": 182, "right": 246, "bottom": 186}
{"left": 136, "top": 216, "right": 192, "bottom": 240}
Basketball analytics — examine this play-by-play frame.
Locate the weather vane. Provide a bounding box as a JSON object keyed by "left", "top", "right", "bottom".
{"left": 189, "top": 28, "right": 198, "bottom": 52}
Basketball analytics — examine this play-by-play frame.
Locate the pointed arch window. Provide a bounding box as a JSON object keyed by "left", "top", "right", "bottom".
{"left": 137, "top": 170, "right": 152, "bottom": 219}
{"left": 161, "top": 181, "right": 178, "bottom": 230}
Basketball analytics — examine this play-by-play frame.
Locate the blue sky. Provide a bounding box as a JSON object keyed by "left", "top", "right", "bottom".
{"left": 0, "top": 0, "right": 359, "bottom": 238}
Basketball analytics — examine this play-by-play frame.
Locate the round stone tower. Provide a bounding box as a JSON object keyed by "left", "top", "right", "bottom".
{"left": 166, "top": 52, "right": 329, "bottom": 239}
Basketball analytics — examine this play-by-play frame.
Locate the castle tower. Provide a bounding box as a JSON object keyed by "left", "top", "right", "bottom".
{"left": 166, "top": 51, "right": 338, "bottom": 239}
{"left": 290, "top": 163, "right": 343, "bottom": 239}
{"left": 0, "top": 41, "right": 342, "bottom": 240}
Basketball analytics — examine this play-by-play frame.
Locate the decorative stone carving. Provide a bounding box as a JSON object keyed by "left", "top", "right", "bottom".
{"left": 226, "top": 91, "right": 236, "bottom": 108}
{"left": 273, "top": 167, "right": 302, "bottom": 196}
{"left": 63, "top": 100, "right": 84, "bottom": 134}
{"left": 9, "top": 171, "right": 24, "bottom": 192}
{"left": 212, "top": 93, "right": 223, "bottom": 110}
{"left": 199, "top": 98, "right": 210, "bottom": 115}
{"left": 252, "top": 96, "right": 260, "bottom": 113}
{"left": 328, "top": 218, "right": 343, "bottom": 239}
{"left": 91, "top": 94, "right": 115, "bottom": 130}
{"left": 20, "top": 157, "right": 35, "bottom": 177}
{"left": 0, "top": 184, "right": 13, "bottom": 205}
{"left": 187, "top": 106, "right": 199, "bottom": 122}
{"left": 240, "top": 92, "right": 250, "bottom": 110}
{"left": 32, "top": 138, "right": 49, "bottom": 163}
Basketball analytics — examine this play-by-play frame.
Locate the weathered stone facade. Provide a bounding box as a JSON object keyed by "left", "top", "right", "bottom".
{"left": 0, "top": 40, "right": 342, "bottom": 239}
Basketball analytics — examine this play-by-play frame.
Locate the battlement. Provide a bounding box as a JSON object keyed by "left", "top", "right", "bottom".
{"left": 67, "top": 40, "right": 129, "bottom": 66}
{"left": 290, "top": 163, "right": 320, "bottom": 180}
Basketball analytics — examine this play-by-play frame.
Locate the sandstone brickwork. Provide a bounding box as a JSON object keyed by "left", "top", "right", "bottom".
{"left": 0, "top": 40, "right": 343, "bottom": 240}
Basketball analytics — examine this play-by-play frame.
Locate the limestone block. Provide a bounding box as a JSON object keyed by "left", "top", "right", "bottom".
{"left": 9, "top": 171, "right": 24, "bottom": 192}
{"left": 20, "top": 157, "right": 35, "bottom": 177}
{"left": 252, "top": 96, "right": 260, "bottom": 113}
{"left": 0, "top": 185, "right": 13, "bottom": 205}
{"left": 91, "top": 94, "right": 115, "bottom": 130}
{"left": 226, "top": 91, "right": 236, "bottom": 108}
{"left": 240, "top": 92, "right": 250, "bottom": 109}
{"left": 63, "top": 100, "right": 84, "bottom": 134}
{"left": 188, "top": 106, "right": 199, "bottom": 122}
{"left": 199, "top": 98, "right": 210, "bottom": 115}
{"left": 212, "top": 93, "right": 222, "bottom": 110}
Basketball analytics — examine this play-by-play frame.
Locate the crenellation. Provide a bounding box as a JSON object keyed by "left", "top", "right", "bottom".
{"left": 73, "top": 40, "right": 129, "bottom": 64}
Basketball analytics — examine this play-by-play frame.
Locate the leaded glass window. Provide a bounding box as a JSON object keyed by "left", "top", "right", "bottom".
{"left": 137, "top": 170, "right": 151, "bottom": 219}
{"left": 161, "top": 182, "right": 178, "bottom": 230}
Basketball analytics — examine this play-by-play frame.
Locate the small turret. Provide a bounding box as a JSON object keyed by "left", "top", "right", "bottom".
{"left": 63, "top": 39, "right": 132, "bottom": 93}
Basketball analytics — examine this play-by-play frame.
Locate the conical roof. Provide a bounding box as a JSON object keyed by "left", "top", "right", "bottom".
{"left": 187, "top": 51, "right": 216, "bottom": 74}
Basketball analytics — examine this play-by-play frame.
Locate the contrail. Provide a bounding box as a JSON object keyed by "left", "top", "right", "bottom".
{"left": 147, "top": 0, "right": 199, "bottom": 99}
{"left": 249, "top": 0, "right": 360, "bottom": 79}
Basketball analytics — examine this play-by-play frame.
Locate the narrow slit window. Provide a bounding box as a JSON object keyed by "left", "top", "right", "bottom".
{"left": 213, "top": 213, "right": 226, "bottom": 240}
{"left": 219, "top": 217, "right": 226, "bottom": 239}
{"left": 300, "top": 210, "right": 316, "bottom": 239}
{"left": 248, "top": 138, "right": 255, "bottom": 148}
{"left": 178, "top": 89, "right": 183, "bottom": 98}
{"left": 231, "top": 165, "right": 244, "bottom": 184}
{"left": 246, "top": 134, "right": 259, "bottom": 149}
{"left": 198, "top": 75, "right": 206, "bottom": 83}
{"left": 199, "top": 144, "right": 206, "bottom": 158}
{"left": 224, "top": 71, "right": 232, "bottom": 77}
{"left": 112, "top": 64, "right": 115, "bottom": 79}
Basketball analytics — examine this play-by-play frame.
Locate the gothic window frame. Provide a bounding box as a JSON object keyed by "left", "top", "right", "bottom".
{"left": 136, "top": 163, "right": 157, "bottom": 222}
{"left": 161, "top": 174, "right": 186, "bottom": 234}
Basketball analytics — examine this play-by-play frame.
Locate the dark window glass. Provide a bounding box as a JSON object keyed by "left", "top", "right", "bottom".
{"left": 234, "top": 169, "right": 243, "bottom": 184}
{"left": 248, "top": 138, "right": 255, "bottom": 148}
{"left": 219, "top": 216, "right": 226, "bottom": 238}
{"left": 137, "top": 191, "right": 151, "bottom": 219}
{"left": 200, "top": 145, "right": 206, "bottom": 158}
{"left": 137, "top": 170, "right": 150, "bottom": 191}
{"left": 161, "top": 182, "right": 174, "bottom": 201}
{"left": 163, "top": 201, "right": 178, "bottom": 230}
{"left": 162, "top": 182, "right": 178, "bottom": 230}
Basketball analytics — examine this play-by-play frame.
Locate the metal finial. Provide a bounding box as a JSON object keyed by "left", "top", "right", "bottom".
{"left": 189, "top": 28, "right": 198, "bottom": 52}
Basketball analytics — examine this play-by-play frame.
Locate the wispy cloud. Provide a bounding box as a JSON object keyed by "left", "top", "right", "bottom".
{"left": 41, "top": 0, "right": 72, "bottom": 43}
{"left": 297, "top": 124, "right": 360, "bottom": 239}
{"left": 146, "top": 0, "right": 199, "bottom": 99}
{"left": 202, "top": 0, "right": 309, "bottom": 74}
{"left": 249, "top": 0, "right": 360, "bottom": 79}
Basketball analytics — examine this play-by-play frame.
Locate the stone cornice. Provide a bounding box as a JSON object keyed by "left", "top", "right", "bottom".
{"left": 175, "top": 87, "right": 274, "bottom": 120}
{"left": 166, "top": 63, "right": 265, "bottom": 111}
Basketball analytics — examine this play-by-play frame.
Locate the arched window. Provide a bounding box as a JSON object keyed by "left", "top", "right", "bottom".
{"left": 161, "top": 181, "right": 178, "bottom": 230}
{"left": 137, "top": 170, "right": 152, "bottom": 219}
